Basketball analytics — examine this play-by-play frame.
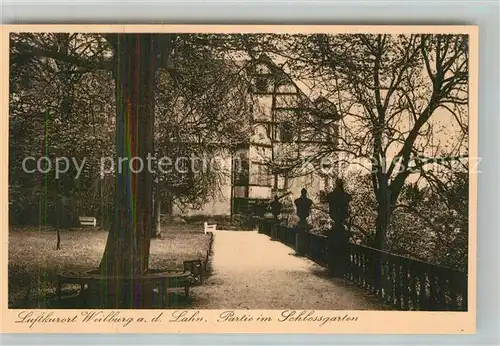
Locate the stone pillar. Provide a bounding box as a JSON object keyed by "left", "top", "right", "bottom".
{"left": 327, "top": 227, "right": 336, "bottom": 276}
{"left": 325, "top": 180, "right": 352, "bottom": 277}
{"left": 328, "top": 222, "right": 349, "bottom": 277}
{"left": 293, "top": 189, "right": 313, "bottom": 257}
{"left": 270, "top": 197, "right": 282, "bottom": 240}
{"left": 295, "top": 222, "right": 309, "bottom": 256}
{"left": 271, "top": 218, "right": 278, "bottom": 240}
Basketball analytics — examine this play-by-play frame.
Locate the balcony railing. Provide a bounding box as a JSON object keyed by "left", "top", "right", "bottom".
{"left": 258, "top": 218, "right": 468, "bottom": 311}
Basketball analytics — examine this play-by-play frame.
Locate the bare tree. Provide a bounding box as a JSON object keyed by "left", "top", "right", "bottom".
{"left": 264, "top": 33, "right": 469, "bottom": 250}
{"left": 11, "top": 33, "right": 253, "bottom": 306}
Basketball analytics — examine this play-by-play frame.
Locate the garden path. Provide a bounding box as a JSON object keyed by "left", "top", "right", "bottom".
{"left": 191, "top": 230, "right": 390, "bottom": 310}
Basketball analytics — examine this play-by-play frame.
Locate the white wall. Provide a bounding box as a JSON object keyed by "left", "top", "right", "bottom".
{"left": 172, "top": 154, "right": 233, "bottom": 217}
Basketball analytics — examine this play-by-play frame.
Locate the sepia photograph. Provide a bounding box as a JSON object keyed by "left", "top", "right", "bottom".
{"left": 5, "top": 26, "right": 474, "bottom": 324}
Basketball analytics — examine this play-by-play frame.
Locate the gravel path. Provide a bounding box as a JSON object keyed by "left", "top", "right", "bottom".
{"left": 191, "top": 230, "right": 391, "bottom": 310}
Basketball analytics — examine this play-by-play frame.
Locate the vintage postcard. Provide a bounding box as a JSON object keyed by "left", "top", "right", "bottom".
{"left": 1, "top": 25, "right": 477, "bottom": 334}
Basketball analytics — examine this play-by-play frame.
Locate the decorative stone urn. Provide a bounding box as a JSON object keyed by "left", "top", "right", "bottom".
{"left": 326, "top": 179, "right": 353, "bottom": 276}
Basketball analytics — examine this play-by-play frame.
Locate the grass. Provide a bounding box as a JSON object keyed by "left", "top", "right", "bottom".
{"left": 8, "top": 225, "right": 211, "bottom": 308}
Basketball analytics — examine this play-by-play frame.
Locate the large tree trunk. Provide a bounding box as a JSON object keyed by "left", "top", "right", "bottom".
{"left": 375, "top": 198, "right": 390, "bottom": 250}
{"left": 373, "top": 172, "right": 391, "bottom": 294}
{"left": 374, "top": 175, "right": 405, "bottom": 251}
{"left": 374, "top": 172, "right": 391, "bottom": 251}
{"left": 98, "top": 34, "right": 157, "bottom": 304}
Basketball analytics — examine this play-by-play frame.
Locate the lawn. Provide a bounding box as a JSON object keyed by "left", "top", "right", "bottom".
{"left": 8, "top": 226, "right": 212, "bottom": 308}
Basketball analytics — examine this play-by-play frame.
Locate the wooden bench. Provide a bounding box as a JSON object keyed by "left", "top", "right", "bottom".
{"left": 79, "top": 216, "right": 96, "bottom": 227}
{"left": 203, "top": 221, "right": 216, "bottom": 234}
{"left": 56, "top": 269, "right": 194, "bottom": 307}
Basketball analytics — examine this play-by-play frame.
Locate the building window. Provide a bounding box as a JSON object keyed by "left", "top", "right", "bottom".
{"left": 233, "top": 157, "right": 249, "bottom": 186}
{"left": 277, "top": 83, "right": 296, "bottom": 93}
{"left": 255, "top": 75, "right": 271, "bottom": 93}
{"left": 250, "top": 163, "right": 272, "bottom": 187}
{"left": 254, "top": 95, "right": 273, "bottom": 121}
{"left": 279, "top": 121, "right": 294, "bottom": 142}
{"left": 277, "top": 174, "right": 287, "bottom": 190}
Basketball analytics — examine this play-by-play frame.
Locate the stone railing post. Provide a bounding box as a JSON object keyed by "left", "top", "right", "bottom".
{"left": 295, "top": 223, "right": 309, "bottom": 256}
{"left": 325, "top": 181, "right": 352, "bottom": 277}
{"left": 328, "top": 223, "right": 350, "bottom": 277}
{"left": 271, "top": 217, "right": 279, "bottom": 240}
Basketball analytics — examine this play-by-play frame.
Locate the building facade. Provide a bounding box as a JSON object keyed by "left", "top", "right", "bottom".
{"left": 173, "top": 54, "right": 340, "bottom": 218}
